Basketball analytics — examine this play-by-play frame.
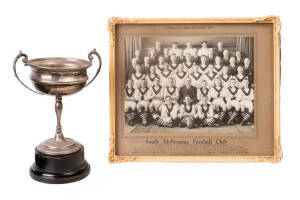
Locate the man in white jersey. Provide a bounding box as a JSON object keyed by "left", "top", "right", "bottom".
{"left": 237, "top": 77, "right": 254, "bottom": 126}
{"left": 219, "top": 66, "right": 231, "bottom": 88}
{"left": 146, "top": 65, "right": 158, "bottom": 87}
{"left": 178, "top": 95, "right": 196, "bottom": 129}
{"left": 174, "top": 64, "right": 188, "bottom": 88}
{"left": 131, "top": 64, "right": 145, "bottom": 89}
{"left": 182, "top": 53, "right": 194, "bottom": 74}
{"left": 149, "top": 77, "right": 164, "bottom": 114}
{"left": 125, "top": 79, "right": 137, "bottom": 126}
{"left": 213, "top": 56, "right": 223, "bottom": 75}
{"left": 223, "top": 78, "right": 240, "bottom": 125}
{"left": 208, "top": 77, "right": 226, "bottom": 125}
{"left": 163, "top": 77, "right": 179, "bottom": 104}
{"left": 189, "top": 65, "right": 203, "bottom": 88}
{"left": 135, "top": 79, "right": 151, "bottom": 126}
{"left": 152, "top": 96, "right": 179, "bottom": 127}
{"left": 195, "top": 97, "right": 219, "bottom": 127}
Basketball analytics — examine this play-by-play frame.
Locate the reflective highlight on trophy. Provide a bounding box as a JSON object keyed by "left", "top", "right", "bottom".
{"left": 13, "top": 49, "right": 102, "bottom": 184}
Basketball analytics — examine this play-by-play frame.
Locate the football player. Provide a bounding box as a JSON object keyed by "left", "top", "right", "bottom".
{"left": 223, "top": 78, "right": 240, "bottom": 125}
{"left": 237, "top": 77, "right": 254, "bottom": 126}
{"left": 136, "top": 79, "right": 151, "bottom": 126}
{"left": 199, "top": 55, "right": 208, "bottom": 73}
{"left": 174, "top": 63, "right": 188, "bottom": 88}
{"left": 169, "top": 53, "right": 179, "bottom": 71}
{"left": 152, "top": 96, "right": 179, "bottom": 128}
{"left": 159, "top": 62, "right": 173, "bottom": 87}
{"left": 204, "top": 64, "right": 218, "bottom": 88}
{"left": 195, "top": 97, "right": 219, "bottom": 127}
{"left": 219, "top": 66, "right": 231, "bottom": 88}
{"left": 124, "top": 79, "right": 137, "bottom": 126}
{"left": 214, "top": 56, "right": 223, "bottom": 74}
{"left": 208, "top": 77, "right": 226, "bottom": 125}
{"left": 156, "top": 56, "right": 165, "bottom": 73}
{"left": 131, "top": 64, "right": 145, "bottom": 89}
{"left": 189, "top": 65, "right": 202, "bottom": 88}
{"left": 149, "top": 77, "right": 164, "bottom": 114}
{"left": 197, "top": 79, "right": 210, "bottom": 105}
{"left": 163, "top": 77, "right": 179, "bottom": 104}
{"left": 235, "top": 66, "right": 247, "bottom": 88}
{"left": 178, "top": 95, "right": 196, "bottom": 129}
{"left": 183, "top": 53, "right": 194, "bottom": 74}
{"left": 146, "top": 65, "right": 158, "bottom": 87}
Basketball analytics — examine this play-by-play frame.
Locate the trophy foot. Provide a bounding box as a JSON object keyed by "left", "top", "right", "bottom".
{"left": 29, "top": 147, "right": 90, "bottom": 184}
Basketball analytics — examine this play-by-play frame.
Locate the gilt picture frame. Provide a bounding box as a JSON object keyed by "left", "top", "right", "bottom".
{"left": 108, "top": 16, "right": 282, "bottom": 163}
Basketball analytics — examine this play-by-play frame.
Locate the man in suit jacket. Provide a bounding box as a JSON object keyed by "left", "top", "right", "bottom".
{"left": 126, "top": 58, "right": 137, "bottom": 81}
{"left": 177, "top": 49, "right": 185, "bottom": 64}
{"left": 178, "top": 77, "right": 197, "bottom": 104}
{"left": 155, "top": 41, "right": 163, "bottom": 57}
{"left": 235, "top": 51, "right": 243, "bottom": 67}
{"left": 134, "top": 50, "right": 143, "bottom": 65}
{"left": 216, "top": 41, "right": 224, "bottom": 58}
{"left": 207, "top": 48, "right": 215, "bottom": 65}
{"left": 141, "top": 56, "right": 151, "bottom": 74}
{"left": 243, "top": 57, "right": 254, "bottom": 87}
{"left": 149, "top": 48, "right": 158, "bottom": 66}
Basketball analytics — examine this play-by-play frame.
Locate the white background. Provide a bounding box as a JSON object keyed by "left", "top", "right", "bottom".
{"left": 0, "top": 0, "right": 295, "bottom": 199}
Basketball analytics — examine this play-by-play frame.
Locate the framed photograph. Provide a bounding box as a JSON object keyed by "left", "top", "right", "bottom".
{"left": 108, "top": 16, "right": 282, "bottom": 163}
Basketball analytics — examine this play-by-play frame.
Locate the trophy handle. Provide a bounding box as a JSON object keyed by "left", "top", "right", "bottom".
{"left": 13, "top": 51, "right": 43, "bottom": 95}
{"left": 85, "top": 49, "right": 102, "bottom": 88}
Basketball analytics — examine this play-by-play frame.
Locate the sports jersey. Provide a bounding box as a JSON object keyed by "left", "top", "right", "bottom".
{"left": 131, "top": 72, "right": 145, "bottom": 89}
{"left": 163, "top": 86, "right": 179, "bottom": 103}
{"left": 174, "top": 71, "right": 188, "bottom": 88}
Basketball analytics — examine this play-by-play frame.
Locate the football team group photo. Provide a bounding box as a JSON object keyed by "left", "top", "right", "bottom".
{"left": 124, "top": 36, "right": 254, "bottom": 133}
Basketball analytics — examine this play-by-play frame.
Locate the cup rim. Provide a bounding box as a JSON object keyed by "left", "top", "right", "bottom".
{"left": 26, "top": 57, "right": 92, "bottom": 71}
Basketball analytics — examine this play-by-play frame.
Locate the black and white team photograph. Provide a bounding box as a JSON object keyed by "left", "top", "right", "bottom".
{"left": 124, "top": 37, "right": 254, "bottom": 134}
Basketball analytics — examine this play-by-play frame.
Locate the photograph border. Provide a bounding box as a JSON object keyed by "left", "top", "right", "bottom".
{"left": 108, "top": 16, "right": 282, "bottom": 163}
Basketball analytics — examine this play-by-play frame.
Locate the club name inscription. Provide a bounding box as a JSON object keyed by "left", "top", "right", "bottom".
{"left": 145, "top": 138, "right": 228, "bottom": 145}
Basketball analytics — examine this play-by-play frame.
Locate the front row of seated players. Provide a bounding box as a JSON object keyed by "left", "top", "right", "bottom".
{"left": 124, "top": 76, "right": 254, "bottom": 128}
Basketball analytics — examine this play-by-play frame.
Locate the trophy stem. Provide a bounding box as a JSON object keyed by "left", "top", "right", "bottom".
{"left": 55, "top": 95, "right": 65, "bottom": 142}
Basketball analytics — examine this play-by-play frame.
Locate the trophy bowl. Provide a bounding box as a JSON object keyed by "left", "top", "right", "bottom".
{"left": 14, "top": 49, "right": 102, "bottom": 184}
{"left": 28, "top": 57, "right": 92, "bottom": 95}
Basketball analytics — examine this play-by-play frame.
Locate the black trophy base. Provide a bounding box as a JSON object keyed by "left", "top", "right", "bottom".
{"left": 30, "top": 147, "right": 90, "bottom": 184}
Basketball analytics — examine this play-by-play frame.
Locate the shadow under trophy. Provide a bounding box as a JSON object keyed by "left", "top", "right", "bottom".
{"left": 13, "top": 49, "right": 102, "bottom": 184}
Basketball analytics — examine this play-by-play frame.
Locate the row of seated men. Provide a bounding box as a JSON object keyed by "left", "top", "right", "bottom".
{"left": 125, "top": 76, "right": 254, "bottom": 129}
